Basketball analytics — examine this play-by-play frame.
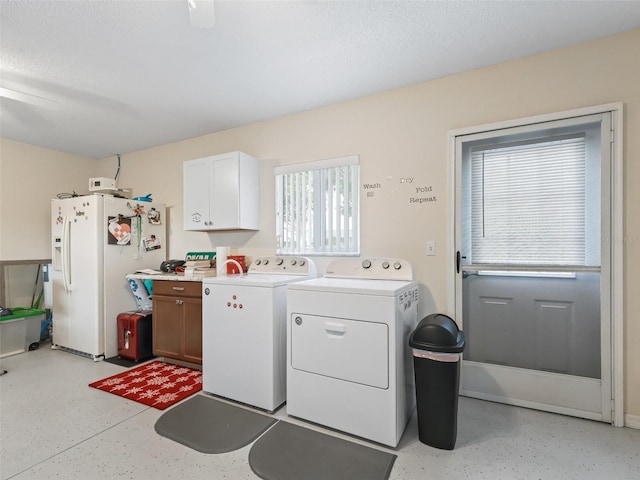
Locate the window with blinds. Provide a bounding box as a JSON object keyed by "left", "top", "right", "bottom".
{"left": 468, "top": 133, "right": 597, "bottom": 266}
{"left": 275, "top": 155, "right": 360, "bottom": 255}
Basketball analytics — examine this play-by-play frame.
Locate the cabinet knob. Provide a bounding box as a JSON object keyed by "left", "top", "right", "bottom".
{"left": 172, "top": 286, "right": 185, "bottom": 291}
{"left": 175, "top": 299, "right": 184, "bottom": 305}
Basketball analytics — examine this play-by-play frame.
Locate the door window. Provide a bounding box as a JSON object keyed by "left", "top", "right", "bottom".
{"left": 461, "top": 122, "right": 602, "bottom": 268}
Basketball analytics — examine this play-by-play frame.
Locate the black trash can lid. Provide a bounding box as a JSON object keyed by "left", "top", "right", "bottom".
{"left": 409, "top": 313, "right": 465, "bottom": 353}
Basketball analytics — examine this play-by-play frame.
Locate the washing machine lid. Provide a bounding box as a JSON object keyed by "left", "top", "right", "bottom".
{"left": 287, "top": 276, "right": 416, "bottom": 296}
{"left": 202, "top": 273, "right": 316, "bottom": 288}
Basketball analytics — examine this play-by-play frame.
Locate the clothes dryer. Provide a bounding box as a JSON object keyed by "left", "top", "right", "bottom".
{"left": 202, "top": 256, "right": 316, "bottom": 412}
{"left": 286, "top": 258, "right": 418, "bottom": 447}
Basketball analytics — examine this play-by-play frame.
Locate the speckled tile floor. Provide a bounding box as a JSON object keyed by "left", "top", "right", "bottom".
{"left": 1, "top": 341, "right": 639, "bottom": 480}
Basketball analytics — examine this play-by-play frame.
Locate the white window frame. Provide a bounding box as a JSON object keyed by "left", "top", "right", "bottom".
{"left": 274, "top": 155, "right": 360, "bottom": 256}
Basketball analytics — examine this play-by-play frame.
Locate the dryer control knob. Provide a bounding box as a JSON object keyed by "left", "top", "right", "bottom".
{"left": 276, "top": 258, "right": 284, "bottom": 266}
{"left": 299, "top": 259, "right": 306, "bottom": 266}
{"left": 290, "top": 259, "right": 297, "bottom": 266}
{"left": 382, "top": 261, "right": 390, "bottom": 269}
{"left": 295, "top": 316, "right": 303, "bottom": 326}
{"left": 393, "top": 262, "right": 402, "bottom": 270}
{"left": 362, "top": 259, "right": 372, "bottom": 269}
{"left": 204, "top": 288, "right": 210, "bottom": 295}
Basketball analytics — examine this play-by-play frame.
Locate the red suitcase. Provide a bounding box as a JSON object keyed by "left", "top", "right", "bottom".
{"left": 117, "top": 310, "right": 153, "bottom": 361}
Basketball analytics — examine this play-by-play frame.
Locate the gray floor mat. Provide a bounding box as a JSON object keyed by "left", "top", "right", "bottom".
{"left": 248, "top": 421, "right": 397, "bottom": 480}
{"left": 154, "top": 394, "right": 277, "bottom": 454}
{"left": 104, "top": 355, "right": 155, "bottom": 368}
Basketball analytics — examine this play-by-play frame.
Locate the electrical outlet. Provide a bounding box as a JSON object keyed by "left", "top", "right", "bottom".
{"left": 426, "top": 240, "right": 436, "bottom": 256}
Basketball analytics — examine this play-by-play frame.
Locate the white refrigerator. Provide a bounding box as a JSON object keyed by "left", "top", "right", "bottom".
{"left": 51, "top": 194, "right": 166, "bottom": 360}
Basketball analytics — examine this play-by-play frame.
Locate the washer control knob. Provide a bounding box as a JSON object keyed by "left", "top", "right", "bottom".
{"left": 263, "top": 259, "right": 269, "bottom": 265}
{"left": 299, "top": 259, "right": 306, "bottom": 266}
{"left": 275, "top": 258, "right": 284, "bottom": 266}
{"left": 393, "top": 262, "right": 402, "bottom": 270}
{"left": 362, "top": 259, "right": 372, "bottom": 269}
{"left": 290, "top": 259, "right": 297, "bottom": 266}
{"left": 382, "top": 261, "right": 390, "bottom": 269}
{"left": 204, "top": 288, "right": 210, "bottom": 295}
{"left": 295, "top": 316, "right": 303, "bottom": 326}
{"left": 255, "top": 259, "right": 262, "bottom": 265}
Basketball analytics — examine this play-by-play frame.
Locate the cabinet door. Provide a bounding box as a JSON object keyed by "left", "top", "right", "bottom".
{"left": 183, "top": 296, "right": 203, "bottom": 363}
{"left": 183, "top": 158, "right": 212, "bottom": 230}
{"left": 152, "top": 295, "right": 183, "bottom": 358}
{"left": 211, "top": 155, "right": 240, "bottom": 229}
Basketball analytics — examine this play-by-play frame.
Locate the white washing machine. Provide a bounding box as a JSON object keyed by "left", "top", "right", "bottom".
{"left": 286, "top": 257, "right": 418, "bottom": 447}
{"left": 201, "top": 256, "right": 316, "bottom": 412}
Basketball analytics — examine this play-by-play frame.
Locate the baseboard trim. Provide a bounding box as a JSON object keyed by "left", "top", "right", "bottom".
{"left": 624, "top": 413, "right": 640, "bottom": 429}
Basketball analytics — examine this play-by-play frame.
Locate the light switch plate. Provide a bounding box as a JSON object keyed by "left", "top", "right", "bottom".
{"left": 426, "top": 240, "right": 436, "bottom": 256}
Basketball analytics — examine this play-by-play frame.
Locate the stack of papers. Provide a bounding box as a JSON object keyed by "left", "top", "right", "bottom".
{"left": 185, "top": 260, "right": 212, "bottom": 268}
{"left": 181, "top": 259, "right": 216, "bottom": 278}
{"left": 135, "top": 269, "right": 164, "bottom": 275}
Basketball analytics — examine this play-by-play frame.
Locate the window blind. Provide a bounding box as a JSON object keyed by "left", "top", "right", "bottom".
{"left": 275, "top": 155, "right": 359, "bottom": 255}
{"left": 470, "top": 135, "right": 586, "bottom": 265}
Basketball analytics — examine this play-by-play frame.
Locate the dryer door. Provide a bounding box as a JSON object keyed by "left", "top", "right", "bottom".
{"left": 290, "top": 314, "right": 389, "bottom": 389}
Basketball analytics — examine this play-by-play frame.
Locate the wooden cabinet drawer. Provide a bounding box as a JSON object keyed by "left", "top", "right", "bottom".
{"left": 153, "top": 280, "right": 201, "bottom": 297}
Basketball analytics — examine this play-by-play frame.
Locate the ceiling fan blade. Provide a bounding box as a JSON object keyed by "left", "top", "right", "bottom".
{"left": 188, "top": 0, "right": 215, "bottom": 29}
{"left": 0, "top": 86, "right": 59, "bottom": 110}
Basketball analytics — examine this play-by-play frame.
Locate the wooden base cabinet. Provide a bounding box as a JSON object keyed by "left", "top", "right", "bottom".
{"left": 152, "top": 280, "right": 202, "bottom": 364}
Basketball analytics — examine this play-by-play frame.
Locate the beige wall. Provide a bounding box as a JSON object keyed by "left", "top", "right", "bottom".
{"left": 0, "top": 139, "right": 95, "bottom": 260}
{"left": 2, "top": 29, "right": 639, "bottom": 418}
{"left": 0, "top": 140, "right": 95, "bottom": 306}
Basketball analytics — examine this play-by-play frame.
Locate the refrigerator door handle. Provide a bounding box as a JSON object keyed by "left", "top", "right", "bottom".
{"left": 62, "top": 216, "right": 72, "bottom": 292}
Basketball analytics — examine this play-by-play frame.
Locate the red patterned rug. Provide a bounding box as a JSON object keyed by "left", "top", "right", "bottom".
{"left": 89, "top": 361, "right": 202, "bottom": 410}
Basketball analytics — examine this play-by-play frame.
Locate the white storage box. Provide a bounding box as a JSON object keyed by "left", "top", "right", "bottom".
{"left": 0, "top": 308, "right": 45, "bottom": 358}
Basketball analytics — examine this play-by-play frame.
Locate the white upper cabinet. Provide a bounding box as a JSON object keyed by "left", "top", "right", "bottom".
{"left": 183, "top": 151, "right": 259, "bottom": 231}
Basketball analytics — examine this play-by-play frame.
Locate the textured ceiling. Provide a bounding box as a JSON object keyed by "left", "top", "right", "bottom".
{"left": 1, "top": 0, "right": 639, "bottom": 160}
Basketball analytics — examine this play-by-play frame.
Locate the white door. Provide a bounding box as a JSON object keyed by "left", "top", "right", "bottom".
{"left": 51, "top": 199, "right": 71, "bottom": 348}
{"left": 183, "top": 157, "right": 212, "bottom": 230}
{"left": 453, "top": 109, "right": 619, "bottom": 422}
{"left": 290, "top": 313, "right": 389, "bottom": 389}
{"left": 202, "top": 283, "right": 281, "bottom": 409}
{"left": 211, "top": 154, "right": 240, "bottom": 229}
